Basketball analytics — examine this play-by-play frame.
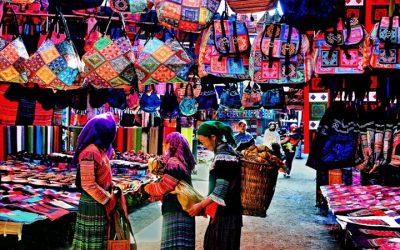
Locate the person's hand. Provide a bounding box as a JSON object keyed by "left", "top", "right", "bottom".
{"left": 188, "top": 202, "right": 204, "bottom": 217}
{"left": 105, "top": 191, "right": 117, "bottom": 220}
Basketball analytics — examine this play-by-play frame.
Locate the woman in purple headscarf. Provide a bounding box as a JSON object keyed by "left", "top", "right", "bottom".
{"left": 144, "top": 132, "right": 197, "bottom": 250}
{"left": 72, "top": 113, "right": 117, "bottom": 250}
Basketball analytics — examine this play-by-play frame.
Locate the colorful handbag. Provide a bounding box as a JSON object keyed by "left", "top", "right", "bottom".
{"left": 23, "top": 11, "right": 82, "bottom": 90}
{"left": 314, "top": 18, "right": 370, "bottom": 75}
{"left": 179, "top": 83, "right": 198, "bottom": 116}
{"left": 0, "top": 9, "right": 30, "bottom": 84}
{"left": 227, "top": 0, "right": 277, "bottom": 14}
{"left": 110, "top": 0, "right": 154, "bottom": 13}
{"left": 154, "top": 0, "right": 221, "bottom": 33}
{"left": 139, "top": 84, "right": 161, "bottom": 113}
{"left": 82, "top": 14, "right": 136, "bottom": 89}
{"left": 241, "top": 82, "right": 261, "bottom": 109}
{"left": 134, "top": 31, "right": 194, "bottom": 85}
{"left": 250, "top": 22, "right": 312, "bottom": 85}
{"left": 370, "top": 16, "right": 400, "bottom": 69}
{"left": 199, "top": 13, "right": 251, "bottom": 83}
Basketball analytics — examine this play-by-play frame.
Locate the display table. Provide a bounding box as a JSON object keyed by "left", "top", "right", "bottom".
{"left": 320, "top": 184, "right": 400, "bottom": 249}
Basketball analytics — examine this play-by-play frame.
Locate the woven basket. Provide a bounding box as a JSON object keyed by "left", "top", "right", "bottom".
{"left": 240, "top": 158, "right": 279, "bottom": 217}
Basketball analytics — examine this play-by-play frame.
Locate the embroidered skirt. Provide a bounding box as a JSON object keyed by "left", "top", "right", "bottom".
{"left": 72, "top": 192, "right": 108, "bottom": 250}
{"left": 204, "top": 215, "right": 242, "bottom": 250}
{"left": 161, "top": 211, "right": 195, "bottom": 250}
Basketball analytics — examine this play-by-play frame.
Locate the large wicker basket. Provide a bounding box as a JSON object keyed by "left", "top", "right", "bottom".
{"left": 240, "top": 158, "right": 279, "bottom": 217}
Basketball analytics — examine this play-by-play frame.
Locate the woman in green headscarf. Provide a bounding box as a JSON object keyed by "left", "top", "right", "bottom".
{"left": 188, "top": 121, "right": 242, "bottom": 250}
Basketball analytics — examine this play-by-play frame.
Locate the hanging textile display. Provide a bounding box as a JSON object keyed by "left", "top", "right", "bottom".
{"left": 27, "top": 125, "right": 34, "bottom": 153}
{"left": 181, "top": 127, "right": 194, "bottom": 153}
{"left": 134, "top": 32, "right": 194, "bottom": 85}
{"left": 0, "top": 84, "right": 18, "bottom": 125}
{"left": 16, "top": 126, "right": 24, "bottom": 153}
{"left": 115, "top": 127, "right": 125, "bottom": 152}
{"left": 149, "top": 126, "right": 159, "bottom": 155}
{"left": 199, "top": 13, "right": 251, "bottom": 83}
{"left": 142, "top": 129, "right": 148, "bottom": 153}
{"left": 33, "top": 100, "right": 54, "bottom": 126}
{"left": 110, "top": 0, "right": 153, "bottom": 13}
{"left": 154, "top": 0, "right": 221, "bottom": 33}
{"left": 163, "top": 119, "right": 177, "bottom": 154}
{"left": 370, "top": 16, "right": 400, "bottom": 69}
{"left": 249, "top": 22, "right": 312, "bottom": 84}
{"left": 23, "top": 11, "right": 83, "bottom": 90}
{"left": 0, "top": 9, "right": 30, "bottom": 84}
{"left": 82, "top": 13, "right": 136, "bottom": 88}
{"left": 313, "top": 17, "right": 370, "bottom": 74}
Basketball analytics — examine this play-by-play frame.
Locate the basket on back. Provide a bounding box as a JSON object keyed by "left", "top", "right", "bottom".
{"left": 239, "top": 145, "right": 282, "bottom": 217}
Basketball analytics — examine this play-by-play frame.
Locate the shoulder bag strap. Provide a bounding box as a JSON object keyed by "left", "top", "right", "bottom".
{"left": 260, "top": 23, "right": 279, "bottom": 68}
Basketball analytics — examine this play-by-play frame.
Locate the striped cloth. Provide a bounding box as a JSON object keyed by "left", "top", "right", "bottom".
{"left": 72, "top": 192, "right": 108, "bottom": 250}
{"left": 161, "top": 212, "right": 195, "bottom": 250}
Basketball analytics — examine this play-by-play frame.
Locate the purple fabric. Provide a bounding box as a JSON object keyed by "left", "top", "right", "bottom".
{"left": 165, "top": 132, "right": 196, "bottom": 174}
{"left": 71, "top": 113, "right": 117, "bottom": 169}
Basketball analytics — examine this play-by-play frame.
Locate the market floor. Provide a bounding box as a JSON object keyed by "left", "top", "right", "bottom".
{"left": 129, "top": 155, "right": 342, "bottom": 250}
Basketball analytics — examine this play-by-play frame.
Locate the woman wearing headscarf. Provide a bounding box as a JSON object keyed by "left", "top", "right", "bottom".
{"left": 188, "top": 121, "right": 242, "bottom": 250}
{"left": 144, "top": 132, "right": 197, "bottom": 250}
{"left": 72, "top": 113, "right": 117, "bottom": 250}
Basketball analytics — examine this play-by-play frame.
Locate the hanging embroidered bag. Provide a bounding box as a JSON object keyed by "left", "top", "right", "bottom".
{"left": 249, "top": 22, "right": 312, "bottom": 85}
{"left": 134, "top": 31, "right": 194, "bottom": 85}
{"left": 110, "top": 0, "right": 154, "bottom": 14}
{"left": 260, "top": 87, "right": 285, "bottom": 109}
{"left": 0, "top": 9, "right": 30, "bottom": 84}
{"left": 196, "top": 83, "right": 219, "bottom": 110}
{"left": 370, "top": 16, "right": 400, "bottom": 69}
{"left": 199, "top": 13, "right": 251, "bottom": 83}
{"left": 24, "top": 11, "right": 82, "bottom": 90}
{"left": 179, "top": 83, "right": 198, "bottom": 116}
{"left": 82, "top": 13, "right": 136, "bottom": 89}
{"left": 140, "top": 84, "right": 161, "bottom": 113}
{"left": 314, "top": 18, "right": 370, "bottom": 75}
{"left": 241, "top": 82, "right": 261, "bottom": 109}
{"left": 154, "top": 0, "right": 221, "bottom": 33}
{"left": 160, "top": 83, "right": 180, "bottom": 119}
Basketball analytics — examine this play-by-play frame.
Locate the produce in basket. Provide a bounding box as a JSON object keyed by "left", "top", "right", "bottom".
{"left": 148, "top": 156, "right": 166, "bottom": 176}
{"left": 241, "top": 145, "right": 284, "bottom": 168}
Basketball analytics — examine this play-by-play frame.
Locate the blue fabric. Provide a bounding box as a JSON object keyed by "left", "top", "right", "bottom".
{"left": 140, "top": 91, "right": 161, "bottom": 113}
{"left": 0, "top": 210, "right": 46, "bottom": 224}
{"left": 234, "top": 132, "right": 254, "bottom": 145}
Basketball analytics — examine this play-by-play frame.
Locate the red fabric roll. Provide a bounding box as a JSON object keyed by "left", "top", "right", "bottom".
{"left": 53, "top": 126, "right": 60, "bottom": 152}
{"left": 163, "top": 126, "right": 176, "bottom": 154}
{"left": 0, "top": 126, "right": 5, "bottom": 161}
{"left": 126, "top": 128, "right": 133, "bottom": 152}
{"left": 116, "top": 127, "right": 124, "bottom": 153}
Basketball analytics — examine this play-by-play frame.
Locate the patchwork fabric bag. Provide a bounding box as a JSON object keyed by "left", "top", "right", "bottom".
{"left": 110, "top": 0, "right": 154, "bottom": 13}
{"left": 134, "top": 32, "right": 194, "bottom": 85}
{"left": 314, "top": 18, "right": 370, "bottom": 75}
{"left": 154, "top": 0, "right": 221, "bottom": 33}
{"left": 0, "top": 9, "right": 30, "bottom": 84}
{"left": 24, "top": 11, "right": 82, "bottom": 90}
{"left": 82, "top": 14, "right": 136, "bottom": 88}
{"left": 227, "top": 0, "right": 277, "bottom": 14}
{"left": 249, "top": 22, "right": 312, "bottom": 85}
{"left": 179, "top": 83, "right": 198, "bottom": 116}
{"left": 160, "top": 83, "right": 180, "bottom": 119}
{"left": 370, "top": 16, "right": 400, "bottom": 69}
{"left": 241, "top": 82, "right": 261, "bottom": 109}
{"left": 140, "top": 84, "right": 161, "bottom": 113}
{"left": 199, "top": 13, "right": 251, "bottom": 83}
